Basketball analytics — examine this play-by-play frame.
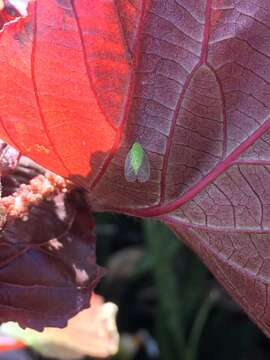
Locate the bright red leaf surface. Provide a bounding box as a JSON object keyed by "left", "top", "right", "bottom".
{"left": 1, "top": 0, "right": 270, "bottom": 337}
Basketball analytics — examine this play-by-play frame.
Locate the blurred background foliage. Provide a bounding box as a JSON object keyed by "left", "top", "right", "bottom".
{"left": 1, "top": 214, "right": 270, "bottom": 360}
{"left": 95, "top": 214, "right": 270, "bottom": 360}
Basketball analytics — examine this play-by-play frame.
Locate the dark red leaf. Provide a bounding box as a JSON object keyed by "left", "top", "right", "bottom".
{"left": 1, "top": 0, "right": 270, "bottom": 337}
{"left": 0, "top": 140, "right": 20, "bottom": 175}
{"left": 91, "top": 1, "right": 270, "bottom": 338}
{"left": 0, "top": 160, "right": 103, "bottom": 330}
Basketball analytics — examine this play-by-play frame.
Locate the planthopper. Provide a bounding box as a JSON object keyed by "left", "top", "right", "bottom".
{"left": 124, "top": 142, "right": 150, "bottom": 183}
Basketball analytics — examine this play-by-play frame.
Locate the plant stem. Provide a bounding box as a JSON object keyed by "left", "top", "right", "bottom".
{"left": 143, "top": 219, "right": 186, "bottom": 360}
{"left": 185, "top": 290, "right": 218, "bottom": 360}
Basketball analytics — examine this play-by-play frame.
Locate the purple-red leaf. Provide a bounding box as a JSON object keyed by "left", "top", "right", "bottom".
{"left": 90, "top": 1, "right": 270, "bottom": 337}
{"left": 0, "top": 160, "right": 103, "bottom": 330}
{"left": 1, "top": 0, "right": 270, "bottom": 337}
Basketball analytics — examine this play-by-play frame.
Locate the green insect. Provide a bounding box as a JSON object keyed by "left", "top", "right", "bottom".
{"left": 124, "top": 142, "right": 150, "bottom": 183}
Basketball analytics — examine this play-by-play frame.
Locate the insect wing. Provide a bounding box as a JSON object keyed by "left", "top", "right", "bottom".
{"left": 137, "top": 152, "right": 150, "bottom": 183}
{"left": 124, "top": 150, "right": 137, "bottom": 182}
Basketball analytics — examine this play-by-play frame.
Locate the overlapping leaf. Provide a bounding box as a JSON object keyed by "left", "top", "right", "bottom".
{"left": 0, "top": 0, "right": 143, "bottom": 186}
{"left": 0, "top": 159, "right": 103, "bottom": 330}
{"left": 1, "top": 0, "right": 270, "bottom": 336}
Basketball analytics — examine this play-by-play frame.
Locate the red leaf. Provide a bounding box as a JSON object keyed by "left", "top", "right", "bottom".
{"left": 0, "top": 0, "right": 138, "bottom": 184}
{"left": 2, "top": 0, "right": 270, "bottom": 337}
